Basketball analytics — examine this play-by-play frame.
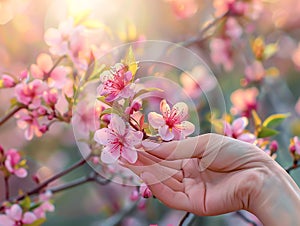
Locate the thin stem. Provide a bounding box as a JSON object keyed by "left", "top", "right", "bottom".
{"left": 14, "top": 156, "right": 88, "bottom": 202}
{"left": 0, "top": 105, "right": 25, "bottom": 127}
{"left": 236, "top": 211, "right": 258, "bottom": 226}
{"left": 286, "top": 163, "right": 300, "bottom": 174}
{"left": 4, "top": 177, "right": 9, "bottom": 200}
{"left": 45, "top": 55, "right": 66, "bottom": 79}
{"left": 179, "top": 212, "right": 190, "bottom": 226}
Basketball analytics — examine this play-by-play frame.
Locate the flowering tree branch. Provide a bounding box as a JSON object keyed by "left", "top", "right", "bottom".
{"left": 286, "top": 162, "right": 300, "bottom": 174}
{"left": 0, "top": 105, "right": 26, "bottom": 127}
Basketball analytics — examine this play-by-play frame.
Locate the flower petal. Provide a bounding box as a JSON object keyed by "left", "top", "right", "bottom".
{"left": 94, "top": 128, "right": 112, "bottom": 145}
{"left": 22, "top": 212, "right": 37, "bottom": 224}
{"left": 174, "top": 121, "right": 195, "bottom": 137}
{"left": 159, "top": 125, "right": 174, "bottom": 141}
{"left": 101, "top": 146, "right": 120, "bottom": 164}
{"left": 160, "top": 99, "right": 170, "bottom": 118}
{"left": 223, "top": 121, "right": 232, "bottom": 136}
{"left": 232, "top": 117, "right": 248, "bottom": 136}
{"left": 0, "top": 215, "right": 14, "bottom": 226}
{"left": 125, "top": 130, "right": 143, "bottom": 146}
{"left": 7, "top": 204, "right": 22, "bottom": 221}
{"left": 148, "top": 112, "right": 165, "bottom": 128}
{"left": 14, "top": 168, "right": 28, "bottom": 178}
{"left": 237, "top": 133, "right": 256, "bottom": 144}
{"left": 121, "top": 148, "right": 138, "bottom": 164}
{"left": 171, "top": 102, "right": 188, "bottom": 122}
{"left": 110, "top": 114, "right": 126, "bottom": 136}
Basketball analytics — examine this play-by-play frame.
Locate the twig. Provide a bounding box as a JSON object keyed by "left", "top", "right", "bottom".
{"left": 45, "top": 55, "right": 66, "bottom": 79}
{"left": 286, "top": 163, "right": 300, "bottom": 174}
{"left": 0, "top": 105, "right": 26, "bottom": 127}
{"left": 13, "top": 156, "right": 89, "bottom": 202}
{"left": 179, "top": 212, "right": 190, "bottom": 226}
{"left": 236, "top": 211, "right": 258, "bottom": 226}
{"left": 178, "top": 212, "right": 196, "bottom": 226}
{"left": 4, "top": 177, "right": 9, "bottom": 200}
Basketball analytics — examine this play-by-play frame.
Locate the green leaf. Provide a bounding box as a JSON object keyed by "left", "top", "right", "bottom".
{"left": 123, "top": 46, "right": 138, "bottom": 76}
{"left": 133, "top": 88, "right": 163, "bottom": 100}
{"left": 257, "top": 127, "right": 279, "bottom": 138}
{"left": 252, "top": 110, "right": 262, "bottom": 128}
{"left": 263, "top": 43, "right": 278, "bottom": 59}
{"left": 262, "top": 113, "right": 290, "bottom": 128}
{"left": 20, "top": 195, "right": 31, "bottom": 210}
{"left": 24, "top": 218, "right": 46, "bottom": 226}
{"left": 97, "top": 96, "right": 112, "bottom": 107}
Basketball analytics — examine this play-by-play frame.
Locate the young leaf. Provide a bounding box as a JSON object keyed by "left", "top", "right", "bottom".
{"left": 123, "top": 46, "right": 138, "bottom": 76}
{"left": 252, "top": 110, "right": 262, "bottom": 130}
{"left": 262, "top": 113, "right": 290, "bottom": 128}
{"left": 258, "top": 127, "right": 279, "bottom": 138}
{"left": 24, "top": 218, "right": 46, "bottom": 226}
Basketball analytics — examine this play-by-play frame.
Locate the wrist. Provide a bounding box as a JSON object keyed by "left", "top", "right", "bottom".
{"left": 249, "top": 160, "right": 300, "bottom": 226}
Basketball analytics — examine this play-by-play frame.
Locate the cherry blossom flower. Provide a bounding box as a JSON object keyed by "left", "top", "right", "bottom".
{"left": 4, "top": 149, "right": 28, "bottom": 178}
{"left": 245, "top": 61, "right": 265, "bottom": 83}
{"left": 180, "top": 65, "right": 216, "bottom": 99}
{"left": 30, "top": 53, "right": 67, "bottom": 89}
{"left": 33, "top": 191, "right": 55, "bottom": 219}
{"left": 230, "top": 87, "right": 258, "bottom": 117}
{"left": 166, "top": 0, "right": 198, "bottom": 19}
{"left": 125, "top": 100, "right": 142, "bottom": 115}
{"left": 94, "top": 114, "right": 143, "bottom": 164}
{"left": 210, "top": 38, "right": 233, "bottom": 71}
{"left": 148, "top": 99, "right": 195, "bottom": 141}
{"left": 290, "top": 136, "right": 300, "bottom": 155}
{"left": 139, "top": 183, "right": 152, "bottom": 198}
{"left": 15, "top": 79, "right": 47, "bottom": 109}
{"left": 0, "top": 204, "right": 36, "bottom": 226}
{"left": 98, "top": 64, "right": 135, "bottom": 102}
{"left": 15, "top": 109, "right": 43, "bottom": 140}
{"left": 43, "top": 88, "right": 58, "bottom": 106}
{"left": 225, "top": 17, "right": 242, "bottom": 40}
{"left": 1, "top": 74, "right": 16, "bottom": 88}
{"left": 223, "top": 117, "right": 256, "bottom": 143}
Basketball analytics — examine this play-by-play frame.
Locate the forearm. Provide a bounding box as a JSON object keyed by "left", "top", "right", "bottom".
{"left": 250, "top": 161, "right": 300, "bottom": 226}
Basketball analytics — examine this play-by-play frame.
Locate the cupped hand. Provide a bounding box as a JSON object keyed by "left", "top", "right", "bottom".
{"left": 123, "top": 133, "right": 299, "bottom": 219}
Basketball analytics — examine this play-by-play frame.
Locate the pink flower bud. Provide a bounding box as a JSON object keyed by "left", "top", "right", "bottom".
{"left": 270, "top": 140, "right": 278, "bottom": 152}
{"left": 43, "top": 89, "right": 58, "bottom": 106}
{"left": 37, "top": 106, "right": 47, "bottom": 116}
{"left": 32, "top": 175, "right": 40, "bottom": 184}
{"left": 47, "top": 113, "right": 55, "bottom": 120}
{"left": 2, "top": 75, "right": 16, "bottom": 88}
{"left": 139, "top": 183, "right": 152, "bottom": 198}
{"left": 130, "top": 189, "right": 139, "bottom": 201}
{"left": 19, "top": 70, "right": 29, "bottom": 80}
{"left": 290, "top": 144, "right": 296, "bottom": 154}
{"left": 39, "top": 124, "right": 48, "bottom": 134}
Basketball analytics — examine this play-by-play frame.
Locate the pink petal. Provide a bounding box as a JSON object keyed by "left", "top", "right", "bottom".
{"left": 101, "top": 146, "right": 120, "bottom": 164}
{"left": 49, "top": 66, "right": 67, "bottom": 88}
{"left": 121, "top": 147, "right": 138, "bottom": 164}
{"left": 37, "top": 53, "right": 53, "bottom": 72}
{"left": 125, "top": 130, "right": 143, "bottom": 146}
{"left": 160, "top": 99, "right": 171, "bottom": 118}
{"left": 172, "top": 102, "right": 188, "bottom": 122}
{"left": 110, "top": 115, "right": 126, "bottom": 136}
{"left": 44, "top": 28, "right": 61, "bottom": 46}
{"left": 237, "top": 133, "right": 256, "bottom": 144}
{"left": 94, "top": 128, "right": 112, "bottom": 145}
{"left": 7, "top": 204, "right": 22, "bottom": 221}
{"left": 158, "top": 125, "right": 174, "bottom": 141}
{"left": 14, "top": 168, "right": 28, "bottom": 178}
{"left": 232, "top": 117, "right": 248, "bottom": 136}
{"left": 0, "top": 215, "right": 14, "bottom": 226}
{"left": 119, "top": 84, "right": 135, "bottom": 99}
{"left": 148, "top": 112, "right": 165, "bottom": 128}
{"left": 223, "top": 121, "right": 233, "bottom": 136}
{"left": 30, "top": 64, "right": 44, "bottom": 79}
{"left": 22, "top": 212, "right": 37, "bottom": 224}
{"left": 174, "top": 121, "right": 195, "bottom": 136}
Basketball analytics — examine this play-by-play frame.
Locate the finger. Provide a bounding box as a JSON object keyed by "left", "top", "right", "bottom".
{"left": 141, "top": 172, "right": 190, "bottom": 211}
{"left": 145, "top": 133, "right": 227, "bottom": 161}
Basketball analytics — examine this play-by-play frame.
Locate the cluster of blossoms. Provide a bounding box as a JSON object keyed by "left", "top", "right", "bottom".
{"left": 0, "top": 192, "right": 54, "bottom": 226}
{"left": 93, "top": 55, "right": 195, "bottom": 165}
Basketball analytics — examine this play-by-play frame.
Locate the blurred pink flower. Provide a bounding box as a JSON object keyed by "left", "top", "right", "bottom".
{"left": 0, "top": 204, "right": 36, "bottom": 226}
{"left": 224, "top": 117, "right": 256, "bottom": 143}
{"left": 43, "top": 88, "right": 58, "bottom": 106}
{"left": 245, "top": 61, "right": 265, "bottom": 82}
{"left": 130, "top": 189, "right": 139, "bottom": 201}
{"left": 98, "top": 64, "right": 135, "bottom": 102}
{"left": 94, "top": 114, "right": 143, "bottom": 164}
{"left": 4, "top": 149, "right": 27, "bottom": 178}
{"left": 225, "top": 17, "right": 242, "bottom": 39}
{"left": 15, "top": 109, "right": 43, "bottom": 140}
{"left": 148, "top": 99, "right": 195, "bottom": 141}
{"left": 166, "top": 0, "right": 198, "bottom": 19}
{"left": 30, "top": 53, "right": 67, "bottom": 89}
{"left": 180, "top": 65, "right": 216, "bottom": 98}
{"left": 33, "top": 191, "right": 55, "bottom": 219}
{"left": 230, "top": 87, "right": 258, "bottom": 117}
{"left": 291, "top": 136, "right": 300, "bottom": 155}
{"left": 210, "top": 38, "right": 233, "bottom": 71}
{"left": 15, "top": 79, "right": 47, "bottom": 109}
{"left": 1, "top": 74, "right": 16, "bottom": 88}
{"left": 292, "top": 43, "right": 300, "bottom": 69}
{"left": 139, "top": 183, "right": 152, "bottom": 198}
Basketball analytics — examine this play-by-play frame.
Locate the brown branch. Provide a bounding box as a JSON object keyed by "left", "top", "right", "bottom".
{"left": 0, "top": 105, "right": 26, "bottom": 127}
{"left": 286, "top": 163, "right": 300, "bottom": 174}
{"left": 4, "top": 177, "right": 9, "bottom": 200}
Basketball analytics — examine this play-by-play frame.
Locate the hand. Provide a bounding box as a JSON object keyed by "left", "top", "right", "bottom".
{"left": 124, "top": 133, "right": 300, "bottom": 225}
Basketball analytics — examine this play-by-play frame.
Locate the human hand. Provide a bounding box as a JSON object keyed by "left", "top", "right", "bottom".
{"left": 124, "top": 133, "right": 300, "bottom": 225}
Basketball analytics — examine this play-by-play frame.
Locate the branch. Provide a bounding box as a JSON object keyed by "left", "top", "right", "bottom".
{"left": 13, "top": 156, "right": 88, "bottom": 202}
{"left": 0, "top": 105, "right": 26, "bottom": 127}
{"left": 236, "top": 211, "right": 258, "bottom": 226}
{"left": 286, "top": 163, "right": 300, "bottom": 174}
{"left": 4, "top": 177, "right": 9, "bottom": 200}
{"left": 45, "top": 55, "right": 66, "bottom": 79}
{"left": 179, "top": 212, "right": 196, "bottom": 226}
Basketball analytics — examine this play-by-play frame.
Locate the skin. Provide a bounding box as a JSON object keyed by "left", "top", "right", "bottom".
{"left": 123, "top": 133, "right": 300, "bottom": 226}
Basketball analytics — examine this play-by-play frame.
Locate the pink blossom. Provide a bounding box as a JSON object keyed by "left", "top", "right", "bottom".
{"left": 33, "top": 191, "right": 55, "bottom": 219}
{"left": 125, "top": 100, "right": 142, "bottom": 115}
{"left": 98, "top": 64, "right": 135, "bottom": 102}
{"left": 180, "top": 65, "right": 216, "bottom": 99}
{"left": 4, "top": 149, "right": 27, "bottom": 178}
{"left": 292, "top": 43, "right": 300, "bottom": 70}
{"left": 230, "top": 87, "right": 258, "bottom": 117}
{"left": 166, "top": 0, "right": 198, "bottom": 19}
{"left": 43, "top": 88, "right": 58, "bottom": 106}
{"left": 148, "top": 99, "right": 195, "bottom": 141}
{"left": 15, "top": 109, "right": 43, "bottom": 140}
{"left": 94, "top": 114, "right": 143, "bottom": 164}
{"left": 225, "top": 17, "right": 242, "bottom": 39}
{"left": 30, "top": 53, "right": 67, "bottom": 89}
{"left": 72, "top": 101, "right": 103, "bottom": 134}
{"left": 1, "top": 74, "right": 16, "bottom": 88}
{"left": 224, "top": 117, "right": 256, "bottom": 143}
{"left": 130, "top": 189, "right": 139, "bottom": 201}
{"left": 245, "top": 61, "right": 265, "bottom": 82}
{"left": 0, "top": 204, "right": 37, "bottom": 226}
{"left": 139, "top": 183, "right": 152, "bottom": 198}
{"left": 291, "top": 137, "right": 300, "bottom": 155}
{"left": 210, "top": 38, "right": 233, "bottom": 71}
{"left": 15, "top": 79, "right": 47, "bottom": 109}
